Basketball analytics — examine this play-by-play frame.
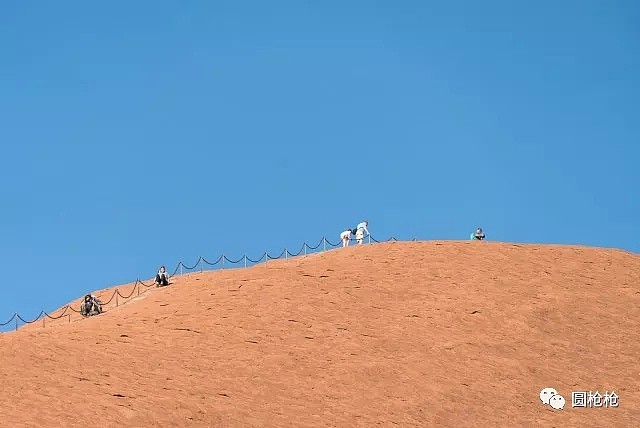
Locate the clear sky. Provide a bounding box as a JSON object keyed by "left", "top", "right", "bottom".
{"left": 1, "top": 1, "right": 638, "bottom": 328}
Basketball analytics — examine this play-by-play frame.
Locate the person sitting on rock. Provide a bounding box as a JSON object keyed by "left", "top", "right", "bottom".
{"left": 155, "top": 266, "right": 169, "bottom": 287}
{"left": 472, "top": 227, "right": 486, "bottom": 240}
{"left": 80, "top": 294, "right": 103, "bottom": 317}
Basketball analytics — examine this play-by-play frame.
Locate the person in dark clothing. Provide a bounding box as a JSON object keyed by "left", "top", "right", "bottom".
{"left": 155, "top": 266, "right": 169, "bottom": 287}
{"left": 80, "top": 294, "right": 103, "bottom": 317}
{"left": 473, "top": 227, "right": 486, "bottom": 240}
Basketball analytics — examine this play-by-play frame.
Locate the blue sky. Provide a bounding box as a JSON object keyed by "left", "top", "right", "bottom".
{"left": 1, "top": 1, "right": 638, "bottom": 328}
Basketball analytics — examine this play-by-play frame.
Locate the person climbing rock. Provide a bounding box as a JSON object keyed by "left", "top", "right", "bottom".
{"left": 355, "top": 220, "right": 370, "bottom": 244}
{"left": 340, "top": 229, "right": 352, "bottom": 247}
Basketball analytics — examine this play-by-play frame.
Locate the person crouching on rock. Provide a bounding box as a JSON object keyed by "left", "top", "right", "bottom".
{"left": 473, "top": 228, "right": 486, "bottom": 241}
{"left": 155, "top": 266, "right": 169, "bottom": 287}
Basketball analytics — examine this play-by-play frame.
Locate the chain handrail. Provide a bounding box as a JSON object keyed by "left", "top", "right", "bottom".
{"left": 1, "top": 233, "right": 395, "bottom": 332}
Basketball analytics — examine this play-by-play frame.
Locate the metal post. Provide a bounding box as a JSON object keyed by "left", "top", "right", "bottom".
{"left": 285, "top": 249, "right": 288, "bottom": 259}
{"left": 68, "top": 314, "right": 71, "bottom": 323}
{"left": 180, "top": 263, "right": 183, "bottom": 276}
{"left": 304, "top": 244, "right": 307, "bottom": 256}
{"left": 368, "top": 234, "right": 371, "bottom": 244}
{"left": 43, "top": 317, "right": 46, "bottom": 329}
{"left": 15, "top": 317, "right": 18, "bottom": 331}
{"left": 323, "top": 237, "right": 326, "bottom": 252}
{"left": 265, "top": 252, "right": 268, "bottom": 266}
{"left": 244, "top": 255, "right": 247, "bottom": 268}
{"left": 221, "top": 254, "right": 224, "bottom": 269}
{"left": 200, "top": 258, "right": 203, "bottom": 274}
{"left": 116, "top": 293, "right": 119, "bottom": 307}
{"left": 137, "top": 283, "right": 140, "bottom": 296}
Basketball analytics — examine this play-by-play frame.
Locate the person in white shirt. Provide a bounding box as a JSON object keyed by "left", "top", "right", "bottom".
{"left": 340, "top": 229, "right": 352, "bottom": 247}
{"left": 155, "top": 266, "right": 169, "bottom": 287}
{"left": 355, "top": 220, "right": 369, "bottom": 244}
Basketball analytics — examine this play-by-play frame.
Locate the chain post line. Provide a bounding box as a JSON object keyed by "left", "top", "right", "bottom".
{"left": 1, "top": 233, "right": 394, "bottom": 333}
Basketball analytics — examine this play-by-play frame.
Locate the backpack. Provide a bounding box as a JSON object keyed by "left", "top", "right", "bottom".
{"left": 352, "top": 228, "right": 358, "bottom": 235}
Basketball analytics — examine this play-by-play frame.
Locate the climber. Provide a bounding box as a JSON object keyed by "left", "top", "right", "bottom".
{"left": 340, "top": 229, "right": 352, "bottom": 247}
{"left": 355, "top": 220, "right": 370, "bottom": 244}
{"left": 472, "top": 227, "right": 486, "bottom": 241}
{"left": 80, "top": 294, "right": 103, "bottom": 317}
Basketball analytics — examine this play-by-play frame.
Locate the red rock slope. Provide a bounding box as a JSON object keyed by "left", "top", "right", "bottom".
{"left": 1, "top": 241, "right": 639, "bottom": 427}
